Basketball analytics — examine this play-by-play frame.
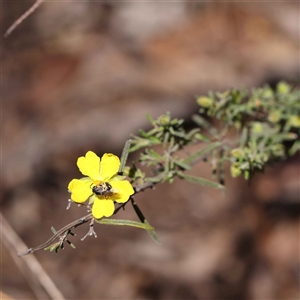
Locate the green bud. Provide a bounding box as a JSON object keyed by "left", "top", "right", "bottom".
{"left": 234, "top": 121, "right": 241, "bottom": 130}
{"left": 268, "top": 110, "right": 281, "bottom": 123}
{"left": 123, "top": 166, "right": 131, "bottom": 177}
{"left": 232, "top": 90, "right": 242, "bottom": 104}
{"left": 273, "top": 144, "right": 285, "bottom": 157}
{"left": 158, "top": 114, "right": 171, "bottom": 126}
{"left": 277, "top": 81, "right": 290, "bottom": 94}
{"left": 290, "top": 115, "right": 300, "bottom": 128}
{"left": 252, "top": 122, "right": 263, "bottom": 133}
{"left": 262, "top": 88, "right": 274, "bottom": 98}
{"left": 196, "top": 96, "right": 214, "bottom": 108}
{"left": 231, "top": 148, "right": 244, "bottom": 158}
{"left": 230, "top": 163, "right": 242, "bottom": 178}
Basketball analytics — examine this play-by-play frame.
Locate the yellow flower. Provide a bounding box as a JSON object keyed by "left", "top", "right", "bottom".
{"left": 68, "top": 151, "right": 134, "bottom": 219}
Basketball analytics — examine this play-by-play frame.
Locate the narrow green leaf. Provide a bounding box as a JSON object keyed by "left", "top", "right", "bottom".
{"left": 289, "top": 140, "right": 300, "bottom": 156}
{"left": 139, "top": 129, "right": 150, "bottom": 138}
{"left": 129, "top": 138, "right": 160, "bottom": 152}
{"left": 218, "top": 151, "right": 225, "bottom": 186}
{"left": 273, "top": 132, "right": 297, "bottom": 142}
{"left": 96, "top": 218, "right": 154, "bottom": 230}
{"left": 66, "top": 240, "right": 76, "bottom": 249}
{"left": 169, "top": 127, "right": 186, "bottom": 138}
{"left": 162, "top": 172, "right": 173, "bottom": 182}
{"left": 149, "top": 149, "right": 162, "bottom": 159}
{"left": 169, "top": 142, "right": 178, "bottom": 154}
{"left": 146, "top": 113, "right": 155, "bottom": 126}
{"left": 183, "top": 142, "right": 222, "bottom": 165}
{"left": 144, "top": 177, "right": 162, "bottom": 183}
{"left": 240, "top": 127, "right": 248, "bottom": 148}
{"left": 186, "top": 128, "right": 200, "bottom": 139}
{"left": 164, "top": 159, "right": 170, "bottom": 173}
{"left": 119, "top": 140, "right": 131, "bottom": 174}
{"left": 147, "top": 127, "right": 161, "bottom": 136}
{"left": 244, "top": 170, "right": 250, "bottom": 180}
{"left": 129, "top": 143, "right": 145, "bottom": 153}
{"left": 44, "top": 242, "right": 60, "bottom": 252}
{"left": 169, "top": 136, "right": 175, "bottom": 150}
{"left": 163, "top": 131, "right": 170, "bottom": 147}
{"left": 143, "top": 220, "right": 161, "bottom": 244}
{"left": 194, "top": 133, "right": 210, "bottom": 142}
{"left": 192, "top": 115, "right": 217, "bottom": 135}
{"left": 174, "top": 160, "right": 192, "bottom": 170}
{"left": 131, "top": 199, "right": 161, "bottom": 244}
{"left": 177, "top": 171, "right": 224, "bottom": 190}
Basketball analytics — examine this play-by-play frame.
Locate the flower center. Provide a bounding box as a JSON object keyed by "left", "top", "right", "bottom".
{"left": 92, "top": 182, "right": 113, "bottom": 196}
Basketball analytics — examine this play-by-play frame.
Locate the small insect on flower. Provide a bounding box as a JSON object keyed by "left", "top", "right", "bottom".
{"left": 92, "top": 182, "right": 113, "bottom": 196}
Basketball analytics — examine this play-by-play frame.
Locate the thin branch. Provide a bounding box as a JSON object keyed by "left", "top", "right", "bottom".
{"left": 17, "top": 179, "right": 158, "bottom": 256}
{"left": 133, "top": 181, "right": 156, "bottom": 193}
{"left": 4, "top": 0, "right": 44, "bottom": 38}
{"left": 0, "top": 212, "right": 65, "bottom": 300}
{"left": 18, "top": 213, "right": 93, "bottom": 256}
{"left": 20, "top": 186, "right": 153, "bottom": 251}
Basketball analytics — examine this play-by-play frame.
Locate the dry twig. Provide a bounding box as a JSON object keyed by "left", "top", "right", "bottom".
{"left": 0, "top": 212, "right": 65, "bottom": 300}
{"left": 4, "top": 0, "right": 45, "bottom": 38}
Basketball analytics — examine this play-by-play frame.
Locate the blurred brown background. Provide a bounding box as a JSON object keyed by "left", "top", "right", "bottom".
{"left": 1, "top": 1, "right": 299, "bottom": 299}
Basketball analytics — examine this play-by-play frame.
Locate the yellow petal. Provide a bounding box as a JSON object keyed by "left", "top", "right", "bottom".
{"left": 92, "top": 199, "right": 115, "bottom": 219}
{"left": 100, "top": 153, "right": 120, "bottom": 181}
{"left": 68, "top": 179, "right": 93, "bottom": 203}
{"left": 68, "top": 179, "right": 76, "bottom": 191}
{"left": 110, "top": 180, "right": 134, "bottom": 203}
{"left": 68, "top": 177, "right": 93, "bottom": 191}
{"left": 79, "top": 177, "right": 93, "bottom": 182}
{"left": 77, "top": 151, "right": 101, "bottom": 180}
{"left": 88, "top": 194, "right": 96, "bottom": 205}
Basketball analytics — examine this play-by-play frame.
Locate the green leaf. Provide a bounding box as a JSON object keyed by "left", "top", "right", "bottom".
{"left": 273, "top": 132, "right": 297, "bottom": 143}
{"left": 131, "top": 199, "right": 161, "bottom": 244}
{"left": 169, "top": 143, "right": 179, "bottom": 154}
{"left": 129, "top": 138, "right": 160, "bottom": 152}
{"left": 44, "top": 242, "right": 60, "bottom": 252}
{"left": 96, "top": 218, "right": 154, "bottom": 230}
{"left": 185, "top": 128, "right": 200, "bottom": 139}
{"left": 194, "top": 133, "right": 210, "bottom": 142}
{"left": 289, "top": 140, "right": 300, "bottom": 156}
{"left": 192, "top": 115, "right": 217, "bottom": 135}
{"left": 218, "top": 158, "right": 225, "bottom": 185}
{"left": 146, "top": 113, "right": 155, "bottom": 126}
{"left": 177, "top": 171, "right": 224, "bottom": 190}
{"left": 66, "top": 240, "right": 76, "bottom": 249}
{"left": 163, "top": 131, "right": 170, "bottom": 147}
{"left": 244, "top": 170, "right": 250, "bottom": 180}
{"left": 147, "top": 127, "right": 162, "bottom": 136}
{"left": 174, "top": 160, "right": 192, "bottom": 170}
{"left": 169, "top": 127, "right": 186, "bottom": 138}
{"left": 183, "top": 142, "right": 222, "bottom": 165}
{"left": 129, "top": 143, "right": 146, "bottom": 153}
{"left": 148, "top": 149, "right": 162, "bottom": 159}
{"left": 144, "top": 177, "right": 162, "bottom": 183}
{"left": 119, "top": 139, "right": 131, "bottom": 174}
{"left": 142, "top": 220, "right": 161, "bottom": 244}
{"left": 240, "top": 127, "right": 248, "bottom": 148}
